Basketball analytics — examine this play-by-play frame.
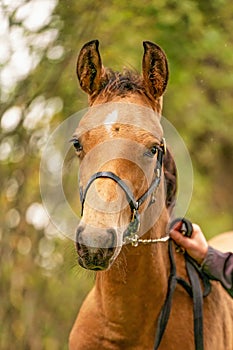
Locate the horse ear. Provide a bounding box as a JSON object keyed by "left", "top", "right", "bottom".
{"left": 77, "top": 40, "right": 106, "bottom": 96}
{"left": 142, "top": 41, "right": 169, "bottom": 99}
{"left": 163, "top": 148, "right": 177, "bottom": 211}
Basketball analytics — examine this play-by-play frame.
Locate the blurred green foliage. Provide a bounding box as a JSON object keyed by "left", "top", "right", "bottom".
{"left": 0, "top": 0, "right": 232, "bottom": 348}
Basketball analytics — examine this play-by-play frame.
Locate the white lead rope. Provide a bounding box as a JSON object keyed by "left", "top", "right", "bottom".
{"left": 123, "top": 234, "right": 170, "bottom": 247}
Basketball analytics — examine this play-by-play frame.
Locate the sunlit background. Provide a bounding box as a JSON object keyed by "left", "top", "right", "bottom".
{"left": 1, "top": 0, "right": 233, "bottom": 349}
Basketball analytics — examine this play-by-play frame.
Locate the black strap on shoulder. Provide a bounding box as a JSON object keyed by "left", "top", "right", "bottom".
{"left": 153, "top": 240, "right": 177, "bottom": 348}
{"left": 153, "top": 239, "right": 211, "bottom": 350}
{"left": 186, "top": 257, "right": 204, "bottom": 350}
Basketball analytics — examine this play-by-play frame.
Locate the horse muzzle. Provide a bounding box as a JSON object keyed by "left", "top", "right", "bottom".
{"left": 76, "top": 225, "right": 117, "bottom": 270}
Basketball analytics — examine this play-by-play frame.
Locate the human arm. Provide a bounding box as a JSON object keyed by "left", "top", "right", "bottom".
{"left": 201, "top": 246, "right": 233, "bottom": 296}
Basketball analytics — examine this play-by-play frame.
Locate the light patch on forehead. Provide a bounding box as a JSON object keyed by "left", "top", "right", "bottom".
{"left": 104, "top": 109, "right": 119, "bottom": 135}
{"left": 78, "top": 102, "right": 163, "bottom": 140}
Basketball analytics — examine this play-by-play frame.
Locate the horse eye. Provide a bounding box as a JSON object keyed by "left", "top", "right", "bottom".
{"left": 144, "top": 145, "right": 158, "bottom": 158}
{"left": 150, "top": 146, "right": 158, "bottom": 155}
{"left": 70, "top": 138, "right": 83, "bottom": 152}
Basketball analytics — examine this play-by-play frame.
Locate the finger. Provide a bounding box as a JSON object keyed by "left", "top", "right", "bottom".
{"left": 170, "top": 220, "right": 183, "bottom": 231}
{"left": 192, "top": 223, "right": 201, "bottom": 235}
{"left": 170, "top": 229, "right": 191, "bottom": 247}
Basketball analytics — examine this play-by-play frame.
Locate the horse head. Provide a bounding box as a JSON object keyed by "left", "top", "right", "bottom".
{"left": 73, "top": 40, "right": 176, "bottom": 270}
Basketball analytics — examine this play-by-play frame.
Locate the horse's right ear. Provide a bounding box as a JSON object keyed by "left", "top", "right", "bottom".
{"left": 77, "top": 40, "right": 106, "bottom": 96}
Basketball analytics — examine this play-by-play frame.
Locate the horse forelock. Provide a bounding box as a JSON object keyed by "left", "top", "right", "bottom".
{"left": 89, "top": 68, "right": 161, "bottom": 112}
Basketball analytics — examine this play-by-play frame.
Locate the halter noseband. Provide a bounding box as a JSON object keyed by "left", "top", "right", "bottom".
{"left": 79, "top": 138, "right": 166, "bottom": 244}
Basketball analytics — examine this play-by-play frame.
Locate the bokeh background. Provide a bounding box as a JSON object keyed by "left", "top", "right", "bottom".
{"left": 1, "top": 1, "right": 232, "bottom": 349}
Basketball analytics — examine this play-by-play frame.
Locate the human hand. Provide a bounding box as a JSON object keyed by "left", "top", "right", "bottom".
{"left": 169, "top": 221, "right": 208, "bottom": 264}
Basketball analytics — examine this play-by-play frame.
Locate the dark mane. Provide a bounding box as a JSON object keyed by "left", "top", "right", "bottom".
{"left": 164, "top": 148, "right": 177, "bottom": 211}
{"left": 104, "top": 68, "right": 144, "bottom": 95}
{"left": 90, "top": 68, "right": 159, "bottom": 110}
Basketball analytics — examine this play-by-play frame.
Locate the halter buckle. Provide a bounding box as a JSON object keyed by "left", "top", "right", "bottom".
{"left": 130, "top": 209, "right": 140, "bottom": 232}
{"left": 160, "top": 137, "right": 166, "bottom": 154}
{"left": 123, "top": 209, "right": 140, "bottom": 245}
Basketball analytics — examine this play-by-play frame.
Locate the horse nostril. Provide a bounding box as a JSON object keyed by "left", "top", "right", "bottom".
{"left": 76, "top": 226, "right": 85, "bottom": 254}
{"left": 76, "top": 226, "right": 84, "bottom": 243}
{"left": 106, "top": 228, "right": 117, "bottom": 248}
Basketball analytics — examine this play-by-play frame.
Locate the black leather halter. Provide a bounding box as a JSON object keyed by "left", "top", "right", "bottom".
{"left": 79, "top": 138, "right": 166, "bottom": 240}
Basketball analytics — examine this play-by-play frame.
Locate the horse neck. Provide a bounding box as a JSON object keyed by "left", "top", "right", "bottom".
{"left": 95, "top": 209, "right": 170, "bottom": 327}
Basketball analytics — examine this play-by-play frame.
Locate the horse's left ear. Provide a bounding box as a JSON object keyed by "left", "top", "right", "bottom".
{"left": 77, "top": 40, "right": 106, "bottom": 97}
{"left": 142, "top": 41, "right": 169, "bottom": 101}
